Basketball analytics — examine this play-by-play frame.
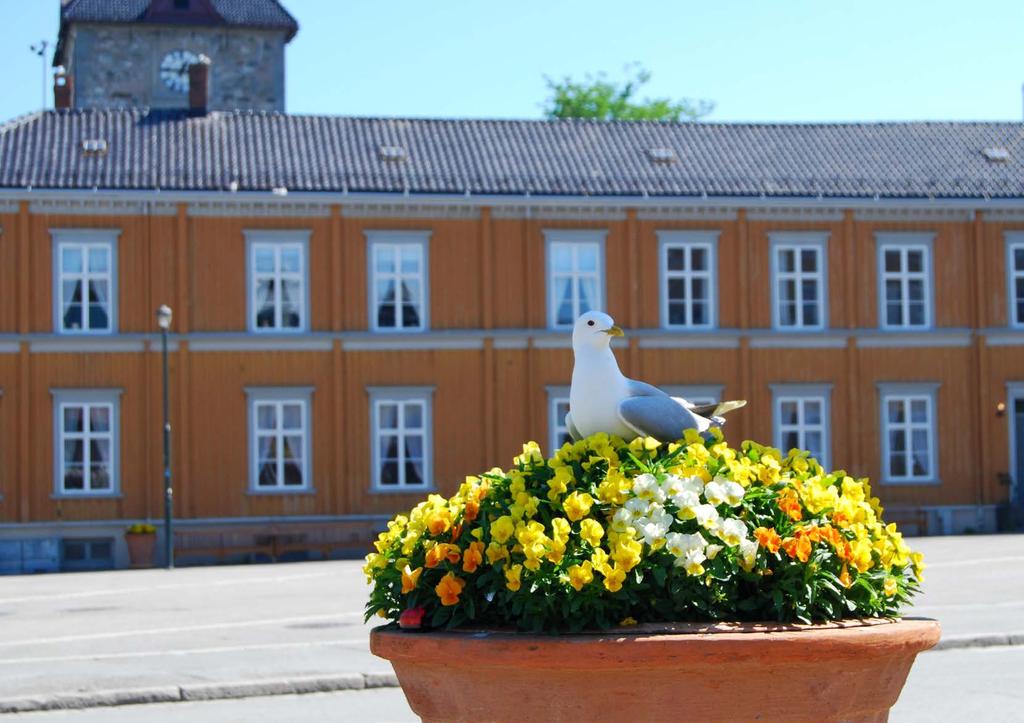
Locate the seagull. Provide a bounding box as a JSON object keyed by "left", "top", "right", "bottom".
{"left": 565, "top": 310, "right": 746, "bottom": 443}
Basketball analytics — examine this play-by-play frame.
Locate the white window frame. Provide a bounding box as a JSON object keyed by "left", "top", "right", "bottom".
{"left": 51, "top": 389, "right": 121, "bottom": 497}
{"left": 663, "top": 384, "right": 724, "bottom": 408}
{"left": 51, "top": 229, "right": 119, "bottom": 335}
{"left": 658, "top": 231, "right": 718, "bottom": 330}
{"left": 369, "top": 386, "right": 434, "bottom": 492}
{"left": 769, "top": 233, "right": 829, "bottom": 331}
{"left": 245, "top": 230, "right": 310, "bottom": 333}
{"left": 366, "top": 231, "right": 430, "bottom": 332}
{"left": 876, "top": 233, "right": 934, "bottom": 330}
{"left": 545, "top": 230, "right": 606, "bottom": 329}
{"left": 878, "top": 383, "right": 940, "bottom": 484}
{"left": 771, "top": 384, "right": 832, "bottom": 469}
{"left": 1008, "top": 382, "right": 1024, "bottom": 506}
{"left": 246, "top": 387, "right": 313, "bottom": 493}
{"left": 546, "top": 385, "right": 572, "bottom": 455}
{"left": 1006, "top": 233, "right": 1024, "bottom": 329}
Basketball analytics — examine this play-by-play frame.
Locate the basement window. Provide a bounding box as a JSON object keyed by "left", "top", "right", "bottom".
{"left": 982, "top": 147, "right": 1010, "bottom": 162}
{"left": 646, "top": 147, "right": 677, "bottom": 164}
{"left": 81, "top": 139, "right": 108, "bottom": 157}
{"left": 378, "top": 145, "right": 407, "bottom": 162}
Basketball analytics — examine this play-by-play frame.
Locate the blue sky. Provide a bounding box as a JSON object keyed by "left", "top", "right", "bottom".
{"left": 2, "top": 0, "right": 1023, "bottom": 122}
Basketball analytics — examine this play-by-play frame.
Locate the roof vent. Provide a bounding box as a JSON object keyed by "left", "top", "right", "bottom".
{"left": 271, "top": 186, "right": 288, "bottom": 196}
{"left": 80, "top": 139, "right": 108, "bottom": 157}
{"left": 645, "top": 147, "right": 677, "bottom": 164}
{"left": 982, "top": 147, "right": 1010, "bottom": 162}
{"left": 378, "top": 145, "right": 407, "bottom": 162}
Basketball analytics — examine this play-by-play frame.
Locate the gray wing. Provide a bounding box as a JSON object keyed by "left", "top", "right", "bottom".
{"left": 565, "top": 411, "right": 583, "bottom": 442}
{"left": 617, "top": 392, "right": 709, "bottom": 443}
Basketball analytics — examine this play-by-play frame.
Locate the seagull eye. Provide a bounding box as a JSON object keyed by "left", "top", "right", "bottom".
{"left": 587, "top": 320, "right": 595, "bottom": 326}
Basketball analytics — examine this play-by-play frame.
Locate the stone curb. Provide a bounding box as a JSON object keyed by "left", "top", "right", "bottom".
{"left": 0, "top": 672, "right": 400, "bottom": 715}
{"left": 3, "top": 633, "right": 1023, "bottom": 715}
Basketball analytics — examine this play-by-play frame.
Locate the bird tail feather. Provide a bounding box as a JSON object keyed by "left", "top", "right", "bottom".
{"left": 689, "top": 400, "right": 747, "bottom": 419}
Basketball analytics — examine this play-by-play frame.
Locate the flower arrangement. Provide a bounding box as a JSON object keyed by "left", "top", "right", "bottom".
{"left": 364, "top": 430, "right": 923, "bottom": 633}
{"left": 126, "top": 523, "right": 157, "bottom": 535}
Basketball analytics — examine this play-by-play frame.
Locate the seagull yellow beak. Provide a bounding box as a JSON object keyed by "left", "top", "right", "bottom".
{"left": 603, "top": 326, "right": 625, "bottom": 337}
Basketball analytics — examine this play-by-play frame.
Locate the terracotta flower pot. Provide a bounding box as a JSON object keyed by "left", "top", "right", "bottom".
{"left": 371, "top": 617, "right": 940, "bottom": 723}
{"left": 125, "top": 532, "right": 156, "bottom": 568}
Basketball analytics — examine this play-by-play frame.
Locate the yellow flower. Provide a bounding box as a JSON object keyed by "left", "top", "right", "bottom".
{"left": 611, "top": 536, "right": 643, "bottom": 572}
{"left": 362, "top": 552, "right": 386, "bottom": 581}
{"left": 567, "top": 561, "right": 594, "bottom": 591}
{"left": 490, "top": 516, "right": 515, "bottom": 544}
{"left": 563, "top": 491, "right": 594, "bottom": 522}
{"left": 883, "top": 577, "right": 898, "bottom": 597}
{"left": 851, "top": 538, "right": 873, "bottom": 573}
{"left": 425, "top": 506, "right": 452, "bottom": 536}
{"left": 590, "top": 547, "right": 611, "bottom": 575}
{"left": 603, "top": 563, "right": 627, "bottom": 592}
{"left": 547, "top": 466, "right": 574, "bottom": 502}
{"left": 486, "top": 541, "right": 509, "bottom": 565}
{"left": 551, "top": 517, "right": 571, "bottom": 545}
{"left": 579, "top": 518, "right": 604, "bottom": 547}
{"left": 619, "top": 617, "right": 638, "bottom": 626}
{"left": 515, "top": 441, "right": 544, "bottom": 466}
{"left": 434, "top": 572, "right": 465, "bottom": 606}
{"left": 401, "top": 565, "right": 423, "bottom": 594}
{"left": 505, "top": 563, "right": 523, "bottom": 592}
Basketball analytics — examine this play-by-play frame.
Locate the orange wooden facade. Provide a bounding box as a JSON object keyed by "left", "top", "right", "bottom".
{"left": 0, "top": 199, "right": 1022, "bottom": 555}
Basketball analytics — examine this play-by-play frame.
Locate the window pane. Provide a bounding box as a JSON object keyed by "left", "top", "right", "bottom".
{"left": 801, "top": 249, "right": 817, "bottom": 272}
{"left": 779, "top": 301, "right": 796, "bottom": 327}
{"left": 282, "top": 436, "right": 303, "bottom": 461}
{"left": 63, "top": 280, "right": 82, "bottom": 305}
{"left": 884, "top": 250, "right": 901, "bottom": 273}
{"left": 280, "top": 303, "right": 301, "bottom": 328}
{"left": 578, "top": 276, "right": 598, "bottom": 314}
{"left": 380, "top": 461, "right": 399, "bottom": 486}
{"left": 780, "top": 401, "right": 799, "bottom": 425}
{"left": 375, "top": 247, "right": 395, "bottom": 274}
{"left": 256, "top": 404, "right": 276, "bottom": 430}
{"left": 404, "top": 403, "right": 423, "bottom": 429}
{"left": 378, "top": 404, "right": 398, "bottom": 430}
{"left": 405, "top": 435, "right": 423, "bottom": 459}
{"left": 577, "top": 244, "right": 598, "bottom": 272}
{"left": 63, "top": 301, "right": 83, "bottom": 330}
{"left": 778, "top": 249, "right": 795, "bottom": 273}
{"left": 254, "top": 248, "right": 275, "bottom": 273}
{"left": 804, "top": 401, "right": 822, "bottom": 425}
{"left": 280, "top": 279, "right": 300, "bottom": 305}
{"left": 667, "top": 247, "right": 685, "bottom": 271}
{"left": 89, "top": 406, "right": 110, "bottom": 432}
{"left": 668, "top": 278, "right": 686, "bottom": 301}
{"left": 401, "top": 303, "right": 421, "bottom": 328}
{"left": 1015, "top": 248, "right": 1024, "bottom": 270}
{"left": 64, "top": 439, "right": 83, "bottom": 464}
{"left": 890, "top": 429, "right": 906, "bottom": 452}
{"left": 803, "top": 303, "right": 819, "bottom": 327}
{"left": 280, "top": 248, "right": 301, "bottom": 273}
{"left": 691, "top": 247, "right": 707, "bottom": 270}
{"left": 907, "top": 250, "right": 923, "bottom": 273}
{"left": 691, "top": 302, "right": 707, "bottom": 326}
{"left": 88, "top": 303, "right": 110, "bottom": 330}
{"left": 782, "top": 431, "right": 799, "bottom": 451}
{"left": 283, "top": 460, "right": 303, "bottom": 486}
{"left": 406, "top": 459, "right": 425, "bottom": 486}
{"left": 64, "top": 407, "right": 84, "bottom": 433}
{"left": 801, "top": 279, "right": 818, "bottom": 302}
{"left": 257, "top": 435, "right": 276, "bottom": 462}
{"left": 62, "top": 247, "right": 83, "bottom": 273}
{"left": 399, "top": 245, "right": 420, "bottom": 273}
{"left": 87, "top": 247, "right": 109, "bottom": 273}
{"left": 89, "top": 464, "right": 112, "bottom": 490}
{"left": 282, "top": 404, "right": 302, "bottom": 430}
{"left": 668, "top": 302, "right": 687, "bottom": 326}
{"left": 255, "top": 280, "right": 276, "bottom": 327}
{"left": 692, "top": 278, "right": 707, "bottom": 303}
{"left": 908, "top": 279, "right": 925, "bottom": 302}
{"left": 890, "top": 450, "right": 907, "bottom": 477}
{"left": 64, "top": 465, "right": 85, "bottom": 490}
{"left": 779, "top": 279, "right": 795, "bottom": 303}
{"left": 379, "top": 435, "right": 399, "bottom": 462}
{"left": 908, "top": 301, "right": 925, "bottom": 326}
{"left": 805, "top": 431, "right": 823, "bottom": 459}
{"left": 551, "top": 245, "right": 572, "bottom": 273}
{"left": 885, "top": 279, "right": 902, "bottom": 303}
{"left": 888, "top": 400, "right": 905, "bottom": 424}
{"left": 257, "top": 460, "right": 277, "bottom": 487}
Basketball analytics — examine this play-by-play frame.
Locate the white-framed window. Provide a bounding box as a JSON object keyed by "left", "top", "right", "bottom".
{"left": 547, "top": 386, "right": 572, "bottom": 454}
{"left": 546, "top": 230, "right": 605, "bottom": 329}
{"left": 51, "top": 390, "right": 120, "bottom": 496}
{"left": 771, "top": 384, "right": 831, "bottom": 469}
{"left": 659, "top": 231, "right": 717, "bottom": 329}
{"left": 1007, "top": 233, "right": 1024, "bottom": 328}
{"left": 367, "top": 231, "right": 429, "bottom": 332}
{"left": 878, "top": 383, "right": 939, "bottom": 484}
{"left": 877, "top": 233, "right": 933, "bottom": 329}
{"left": 52, "top": 230, "right": 118, "bottom": 334}
{"left": 246, "top": 231, "right": 309, "bottom": 332}
{"left": 246, "top": 388, "right": 312, "bottom": 492}
{"left": 663, "top": 384, "right": 723, "bottom": 408}
{"left": 770, "top": 233, "right": 828, "bottom": 330}
{"left": 369, "top": 387, "right": 433, "bottom": 491}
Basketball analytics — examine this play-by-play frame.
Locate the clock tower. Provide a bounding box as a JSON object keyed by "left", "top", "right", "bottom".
{"left": 53, "top": 0, "right": 298, "bottom": 112}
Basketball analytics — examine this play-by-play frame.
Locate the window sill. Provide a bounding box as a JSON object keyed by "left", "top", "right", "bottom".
{"left": 370, "top": 485, "right": 436, "bottom": 495}
{"left": 246, "top": 487, "right": 317, "bottom": 496}
{"left": 879, "top": 478, "right": 942, "bottom": 486}
{"left": 51, "top": 493, "right": 123, "bottom": 500}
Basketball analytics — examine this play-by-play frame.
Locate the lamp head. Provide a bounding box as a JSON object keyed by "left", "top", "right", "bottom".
{"left": 156, "top": 304, "right": 173, "bottom": 331}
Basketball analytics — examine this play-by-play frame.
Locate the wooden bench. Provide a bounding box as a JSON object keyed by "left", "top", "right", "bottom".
{"left": 883, "top": 507, "right": 930, "bottom": 536}
{"left": 174, "top": 523, "right": 374, "bottom": 564}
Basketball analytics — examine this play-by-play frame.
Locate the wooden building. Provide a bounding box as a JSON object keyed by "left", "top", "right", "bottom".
{"left": 1, "top": 1, "right": 1022, "bottom": 571}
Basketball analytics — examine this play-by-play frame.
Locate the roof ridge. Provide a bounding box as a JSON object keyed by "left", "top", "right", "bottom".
{"left": 0, "top": 110, "right": 46, "bottom": 136}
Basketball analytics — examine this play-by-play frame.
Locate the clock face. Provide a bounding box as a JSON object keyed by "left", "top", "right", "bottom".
{"left": 160, "top": 50, "right": 200, "bottom": 93}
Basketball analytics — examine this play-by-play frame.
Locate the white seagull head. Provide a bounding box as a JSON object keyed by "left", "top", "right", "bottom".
{"left": 571, "top": 311, "right": 624, "bottom": 353}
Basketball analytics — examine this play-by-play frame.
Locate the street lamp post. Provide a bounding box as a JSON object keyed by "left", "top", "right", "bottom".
{"left": 156, "top": 305, "right": 174, "bottom": 569}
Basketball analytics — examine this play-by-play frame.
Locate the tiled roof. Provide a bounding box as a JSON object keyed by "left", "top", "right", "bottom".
{"left": 3, "top": 109, "right": 1024, "bottom": 199}
{"left": 55, "top": 0, "right": 298, "bottom": 62}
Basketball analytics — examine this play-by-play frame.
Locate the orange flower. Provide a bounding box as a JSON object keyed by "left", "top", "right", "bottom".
{"left": 464, "top": 499, "right": 480, "bottom": 522}
{"left": 427, "top": 508, "right": 452, "bottom": 536}
{"left": 838, "top": 563, "right": 852, "bottom": 588}
{"left": 754, "top": 527, "right": 782, "bottom": 554}
{"left": 401, "top": 565, "right": 423, "bottom": 594}
{"left": 450, "top": 523, "right": 463, "bottom": 543}
{"left": 462, "top": 541, "right": 484, "bottom": 573}
{"left": 781, "top": 535, "right": 812, "bottom": 563}
{"left": 796, "top": 524, "right": 822, "bottom": 544}
{"left": 777, "top": 489, "right": 803, "bottom": 521}
{"left": 425, "top": 543, "right": 461, "bottom": 569}
{"left": 435, "top": 572, "right": 466, "bottom": 606}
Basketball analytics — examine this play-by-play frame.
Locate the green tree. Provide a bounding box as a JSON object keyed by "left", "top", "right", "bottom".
{"left": 542, "top": 65, "right": 713, "bottom": 122}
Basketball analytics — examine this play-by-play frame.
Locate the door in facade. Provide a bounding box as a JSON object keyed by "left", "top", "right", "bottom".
{"left": 1015, "top": 398, "right": 1024, "bottom": 510}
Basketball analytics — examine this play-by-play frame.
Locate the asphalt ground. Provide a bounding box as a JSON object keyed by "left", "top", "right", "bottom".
{"left": 0, "top": 533, "right": 1021, "bottom": 717}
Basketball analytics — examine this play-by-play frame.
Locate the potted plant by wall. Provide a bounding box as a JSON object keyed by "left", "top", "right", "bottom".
{"left": 125, "top": 523, "right": 157, "bottom": 569}
{"left": 366, "top": 430, "right": 939, "bottom": 722}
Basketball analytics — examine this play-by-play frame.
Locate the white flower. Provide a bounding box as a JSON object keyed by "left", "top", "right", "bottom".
{"left": 634, "top": 508, "right": 672, "bottom": 546}
{"left": 665, "top": 531, "right": 705, "bottom": 558}
{"left": 703, "top": 481, "right": 727, "bottom": 506}
{"left": 678, "top": 548, "right": 707, "bottom": 575}
{"left": 694, "top": 504, "right": 720, "bottom": 531}
{"left": 739, "top": 538, "right": 759, "bottom": 571}
{"left": 705, "top": 543, "right": 724, "bottom": 560}
{"left": 624, "top": 497, "right": 649, "bottom": 518}
{"left": 723, "top": 480, "right": 746, "bottom": 507}
{"left": 663, "top": 474, "right": 704, "bottom": 498}
{"left": 632, "top": 473, "right": 666, "bottom": 504}
{"left": 671, "top": 489, "right": 700, "bottom": 511}
{"left": 716, "top": 518, "right": 747, "bottom": 547}
{"left": 611, "top": 507, "right": 634, "bottom": 533}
